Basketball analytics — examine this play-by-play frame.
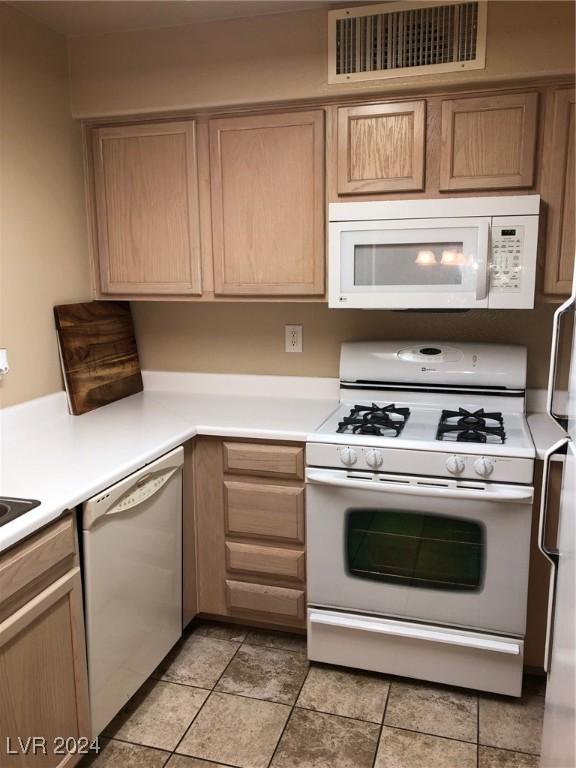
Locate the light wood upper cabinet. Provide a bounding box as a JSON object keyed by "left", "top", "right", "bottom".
{"left": 541, "top": 87, "right": 575, "bottom": 295}
{"left": 440, "top": 93, "right": 539, "bottom": 191}
{"left": 337, "top": 101, "right": 426, "bottom": 194}
{"left": 91, "top": 121, "right": 202, "bottom": 295}
{"left": 209, "top": 110, "right": 325, "bottom": 296}
{"left": 0, "top": 518, "right": 89, "bottom": 766}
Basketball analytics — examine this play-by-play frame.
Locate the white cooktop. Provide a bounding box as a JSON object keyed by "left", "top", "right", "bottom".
{"left": 314, "top": 398, "right": 535, "bottom": 459}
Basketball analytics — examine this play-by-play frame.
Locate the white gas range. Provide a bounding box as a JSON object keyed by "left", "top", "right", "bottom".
{"left": 305, "top": 341, "right": 536, "bottom": 697}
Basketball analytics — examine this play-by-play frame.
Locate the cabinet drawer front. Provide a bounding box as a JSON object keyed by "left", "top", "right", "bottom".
{"left": 0, "top": 516, "right": 75, "bottom": 607}
{"left": 226, "top": 579, "right": 305, "bottom": 621}
{"left": 223, "top": 442, "right": 304, "bottom": 479}
{"left": 225, "top": 481, "right": 305, "bottom": 543}
{"left": 226, "top": 542, "right": 305, "bottom": 582}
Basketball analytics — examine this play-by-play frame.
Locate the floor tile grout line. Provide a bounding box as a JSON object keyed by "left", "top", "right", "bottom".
{"left": 264, "top": 653, "right": 313, "bottom": 768}
{"left": 370, "top": 678, "right": 392, "bottom": 768}
{"left": 239, "top": 628, "right": 308, "bottom": 656}
{"left": 478, "top": 742, "right": 542, "bottom": 758}
{"left": 477, "top": 692, "right": 480, "bottom": 768}
{"left": 381, "top": 723, "right": 480, "bottom": 748}
{"left": 241, "top": 641, "right": 308, "bottom": 656}
{"left": 170, "top": 639, "right": 245, "bottom": 758}
{"left": 141, "top": 677, "right": 214, "bottom": 695}
{"left": 294, "top": 701, "right": 386, "bottom": 725}
{"left": 152, "top": 625, "right": 306, "bottom": 765}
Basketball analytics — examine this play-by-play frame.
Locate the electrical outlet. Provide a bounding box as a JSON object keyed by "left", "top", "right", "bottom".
{"left": 285, "top": 325, "right": 303, "bottom": 353}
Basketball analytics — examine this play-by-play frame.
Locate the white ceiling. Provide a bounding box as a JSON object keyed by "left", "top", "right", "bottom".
{"left": 11, "top": 0, "right": 351, "bottom": 38}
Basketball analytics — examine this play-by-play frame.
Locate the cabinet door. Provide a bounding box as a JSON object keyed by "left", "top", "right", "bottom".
{"left": 541, "top": 87, "right": 575, "bottom": 295}
{"left": 92, "top": 121, "right": 202, "bottom": 295}
{"left": 337, "top": 101, "right": 426, "bottom": 194}
{"left": 209, "top": 111, "right": 325, "bottom": 296}
{"left": 0, "top": 569, "right": 90, "bottom": 766}
{"left": 440, "top": 93, "right": 538, "bottom": 191}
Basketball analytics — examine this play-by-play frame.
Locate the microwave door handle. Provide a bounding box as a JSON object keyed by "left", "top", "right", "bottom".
{"left": 537, "top": 436, "right": 569, "bottom": 671}
{"left": 475, "top": 220, "right": 490, "bottom": 301}
{"left": 305, "top": 469, "right": 533, "bottom": 503}
{"left": 546, "top": 282, "right": 576, "bottom": 425}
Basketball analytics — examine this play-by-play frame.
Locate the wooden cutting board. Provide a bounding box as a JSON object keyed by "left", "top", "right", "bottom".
{"left": 54, "top": 301, "right": 143, "bottom": 415}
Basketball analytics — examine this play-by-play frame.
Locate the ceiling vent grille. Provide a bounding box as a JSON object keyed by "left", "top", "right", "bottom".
{"left": 328, "top": 0, "right": 487, "bottom": 84}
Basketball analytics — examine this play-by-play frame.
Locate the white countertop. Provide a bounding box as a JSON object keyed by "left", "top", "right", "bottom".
{"left": 0, "top": 374, "right": 339, "bottom": 553}
{"left": 0, "top": 373, "right": 566, "bottom": 554}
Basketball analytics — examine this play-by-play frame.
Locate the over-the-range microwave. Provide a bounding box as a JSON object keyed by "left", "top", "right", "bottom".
{"left": 328, "top": 195, "right": 540, "bottom": 310}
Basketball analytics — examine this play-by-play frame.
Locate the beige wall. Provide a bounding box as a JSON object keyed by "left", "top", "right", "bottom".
{"left": 132, "top": 301, "right": 559, "bottom": 389}
{"left": 68, "top": 1, "right": 575, "bottom": 118}
{"left": 0, "top": 2, "right": 570, "bottom": 406}
{"left": 0, "top": 3, "right": 91, "bottom": 408}
{"left": 70, "top": 0, "right": 573, "bottom": 393}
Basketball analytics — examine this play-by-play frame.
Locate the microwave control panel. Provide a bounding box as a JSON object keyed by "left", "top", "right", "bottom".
{"left": 490, "top": 225, "right": 524, "bottom": 290}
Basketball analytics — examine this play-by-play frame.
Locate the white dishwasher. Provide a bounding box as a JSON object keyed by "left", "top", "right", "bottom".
{"left": 82, "top": 446, "right": 183, "bottom": 737}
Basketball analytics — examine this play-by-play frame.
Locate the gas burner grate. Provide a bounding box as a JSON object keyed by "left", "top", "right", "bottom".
{"left": 436, "top": 408, "right": 506, "bottom": 444}
{"left": 337, "top": 403, "right": 410, "bottom": 437}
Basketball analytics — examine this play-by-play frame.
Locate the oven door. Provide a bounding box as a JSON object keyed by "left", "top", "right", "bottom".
{"left": 329, "top": 217, "right": 490, "bottom": 309}
{"left": 306, "top": 468, "right": 533, "bottom": 636}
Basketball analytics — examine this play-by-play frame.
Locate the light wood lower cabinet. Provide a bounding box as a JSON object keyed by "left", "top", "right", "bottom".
{"left": 0, "top": 517, "right": 90, "bottom": 767}
{"left": 225, "top": 542, "right": 305, "bottom": 582}
{"left": 224, "top": 481, "right": 305, "bottom": 543}
{"left": 195, "top": 437, "right": 306, "bottom": 628}
{"left": 225, "top": 580, "right": 305, "bottom": 622}
{"left": 223, "top": 442, "right": 304, "bottom": 480}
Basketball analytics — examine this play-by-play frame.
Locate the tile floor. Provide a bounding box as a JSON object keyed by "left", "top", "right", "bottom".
{"left": 81, "top": 620, "right": 545, "bottom": 768}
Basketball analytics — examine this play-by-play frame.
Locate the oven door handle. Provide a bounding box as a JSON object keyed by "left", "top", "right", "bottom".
{"left": 306, "top": 469, "right": 533, "bottom": 503}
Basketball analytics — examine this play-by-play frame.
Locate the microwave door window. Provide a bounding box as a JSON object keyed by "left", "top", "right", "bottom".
{"left": 353, "top": 243, "right": 466, "bottom": 288}
{"left": 346, "top": 509, "right": 484, "bottom": 592}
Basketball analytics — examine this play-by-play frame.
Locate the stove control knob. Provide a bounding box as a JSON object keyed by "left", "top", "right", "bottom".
{"left": 474, "top": 458, "right": 494, "bottom": 478}
{"left": 446, "top": 455, "right": 465, "bottom": 475}
{"left": 365, "top": 448, "right": 384, "bottom": 469}
{"left": 338, "top": 446, "right": 358, "bottom": 467}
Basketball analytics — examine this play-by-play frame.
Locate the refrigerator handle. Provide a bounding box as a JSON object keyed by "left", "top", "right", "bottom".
{"left": 546, "top": 284, "right": 576, "bottom": 425}
{"left": 538, "top": 436, "right": 570, "bottom": 671}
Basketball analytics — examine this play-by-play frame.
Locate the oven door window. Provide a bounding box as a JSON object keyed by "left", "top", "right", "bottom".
{"left": 346, "top": 509, "right": 484, "bottom": 591}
